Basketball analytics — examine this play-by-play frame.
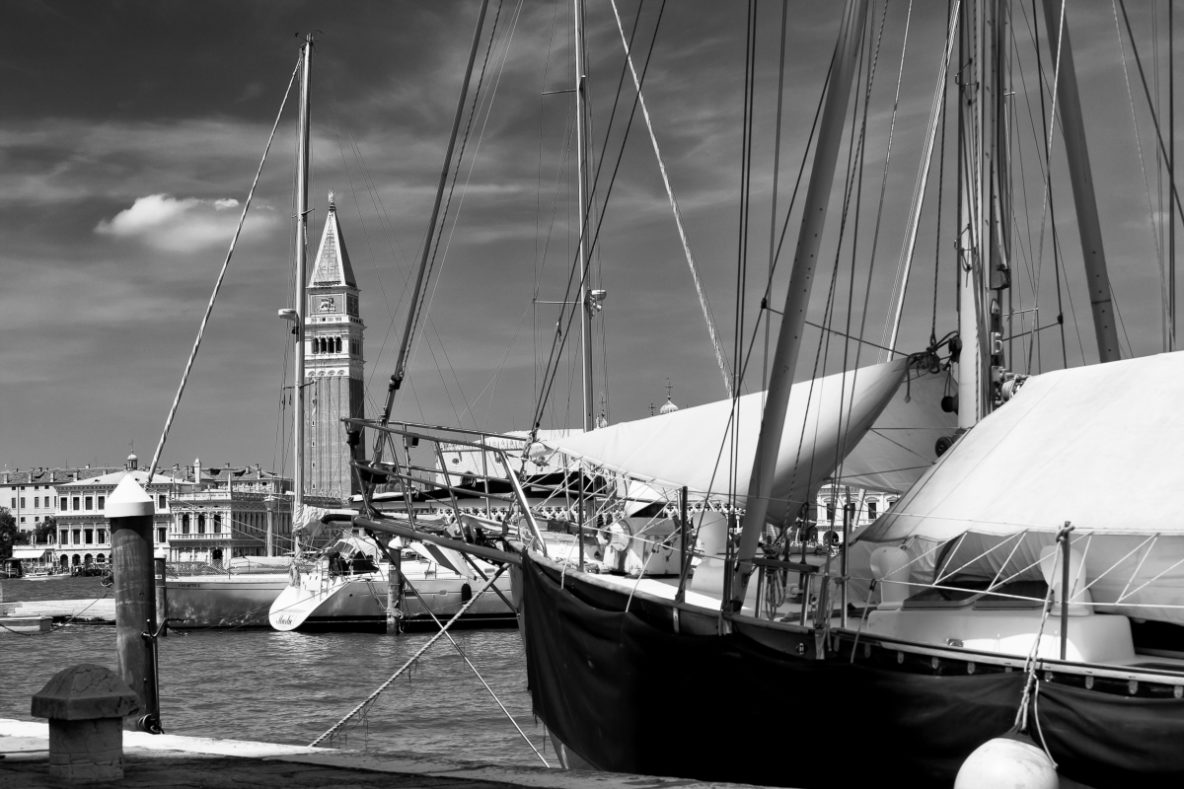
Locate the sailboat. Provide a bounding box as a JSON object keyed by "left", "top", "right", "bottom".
{"left": 509, "top": 2, "right": 1184, "bottom": 787}
{"left": 163, "top": 35, "right": 320, "bottom": 630}
{"left": 339, "top": 1, "right": 1184, "bottom": 786}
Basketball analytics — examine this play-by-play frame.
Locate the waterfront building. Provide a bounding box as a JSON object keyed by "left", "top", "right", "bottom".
{"left": 53, "top": 453, "right": 192, "bottom": 569}
{"left": 304, "top": 194, "right": 366, "bottom": 504}
{"left": 165, "top": 459, "right": 338, "bottom": 566}
{"left": 0, "top": 465, "right": 120, "bottom": 539}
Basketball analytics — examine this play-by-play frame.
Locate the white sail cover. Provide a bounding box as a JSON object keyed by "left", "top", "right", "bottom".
{"left": 533, "top": 359, "right": 910, "bottom": 522}
{"left": 832, "top": 364, "right": 955, "bottom": 493}
{"left": 855, "top": 352, "right": 1184, "bottom": 625}
{"left": 863, "top": 352, "right": 1184, "bottom": 542}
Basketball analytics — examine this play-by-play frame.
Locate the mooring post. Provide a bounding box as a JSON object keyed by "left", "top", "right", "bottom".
{"left": 386, "top": 543, "right": 403, "bottom": 635}
{"left": 153, "top": 557, "right": 168, "bottom": 638}
{"left": 107, "top": 474, "right": 161, "bottom": 732}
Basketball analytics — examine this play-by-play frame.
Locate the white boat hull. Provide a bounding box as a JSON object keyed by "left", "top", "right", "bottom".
{"left": 269, "top": 567, "right": 516, "bottom": 632}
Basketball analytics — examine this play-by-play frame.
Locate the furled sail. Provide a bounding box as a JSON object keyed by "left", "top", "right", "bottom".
{"left": 533, "top": 359, "right": 911, "bottom": 523}
{"left": 858, "top": 351, "right": 1184, "bottom": 625}
{"left": 831, "top": 363, "right": 954, "bottom": 494}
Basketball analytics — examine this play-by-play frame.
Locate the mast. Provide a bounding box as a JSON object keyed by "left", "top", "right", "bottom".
{"left": 729, "top": 0, "right": 869, "bottom": 610}
{"left": 574, "top": 0, "right": 594, "bottom": 432}
{"left": 956, "top": 1, "right": 985, "bottom": 427}
{"left": 1040, "top": 0, "right": 1120, "bottom": 363}
{"left": 293, "top": 34, "right": 312, "bottom": 554}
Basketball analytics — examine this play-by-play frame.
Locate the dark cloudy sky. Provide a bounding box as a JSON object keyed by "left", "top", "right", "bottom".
{"left": 0, "top": 1, "right": 1177, "bottom": 475}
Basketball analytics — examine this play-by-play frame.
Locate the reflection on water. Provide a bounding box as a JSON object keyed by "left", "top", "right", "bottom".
{"left": 0, "top": 623, "right": 551, "bottom": 767}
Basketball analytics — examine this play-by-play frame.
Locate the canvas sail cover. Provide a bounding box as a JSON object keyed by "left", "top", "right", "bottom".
{"left": 532, "top": 359, "right": 913, "bottom": 522}
{"left": 831, "top": 364, "right": 955, "bottom": 493}
{"left": 858, "top": 351, "right": 1184, "bottom": 625}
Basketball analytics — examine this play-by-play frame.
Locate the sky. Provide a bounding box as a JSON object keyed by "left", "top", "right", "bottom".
{"left": 0, "top": 1, "right": 1178, "bottom": 477}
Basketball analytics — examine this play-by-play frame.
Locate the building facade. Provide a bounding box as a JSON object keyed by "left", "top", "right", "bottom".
{"left": 53, "top": 454, "right": 192, "bottom": 569}
{"left": 304, "top": 194, "right": 365, "bottom": 504}
{"left": 1, "top": 465, "right": 121, "bottom": 539}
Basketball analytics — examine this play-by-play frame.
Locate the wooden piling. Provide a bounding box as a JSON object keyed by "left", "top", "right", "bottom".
{"left": 153, "top": 558, "right": 168, "bottom": 638}
{"left": 107, "top": 475, "right": 161, "bottom": 732}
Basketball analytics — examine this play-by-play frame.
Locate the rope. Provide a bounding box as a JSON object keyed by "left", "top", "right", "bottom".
{"left": 309, "top": 565, "right": 517, "bottom": 749}
{"left": 145, "top": 58, "right": 300, "bottom": 482}
{"left": 396, "top": 572, "right": 549, "bottom": 767}
{"left": 607, "top": 0, "right": 732, "bottom": 398}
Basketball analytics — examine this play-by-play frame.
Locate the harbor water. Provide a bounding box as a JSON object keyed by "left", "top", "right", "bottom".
{"left": 0, "top": 576, "right": 551, "bottom": 767}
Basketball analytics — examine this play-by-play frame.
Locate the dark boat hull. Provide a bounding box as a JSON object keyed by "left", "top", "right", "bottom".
{"left": 520, "top": 553, "right": 1184, "bottom": 788}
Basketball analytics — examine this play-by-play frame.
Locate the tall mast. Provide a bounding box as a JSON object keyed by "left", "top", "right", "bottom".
{"left": 1040, "top": 0, "right": 1120, "bottom": 363}
{"left": 574, "top": 0, "right": 594, "bottom": 432}
{"left": 293, "top": 34, "right": 312, "bottom": 552}
{"left": 729, "top": 0, "right": 869, "bottom": 610}
{"left": 956, "top": 1, "right": 986, "bottom": 427}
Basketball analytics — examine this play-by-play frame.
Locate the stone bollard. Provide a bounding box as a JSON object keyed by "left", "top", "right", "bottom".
{"left": 31, "top": 664, "right": 140, "bottom": 783}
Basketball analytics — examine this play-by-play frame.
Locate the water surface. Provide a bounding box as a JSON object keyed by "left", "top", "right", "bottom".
{"left": 0, "top": 577, "right": 551, "bottom": 767}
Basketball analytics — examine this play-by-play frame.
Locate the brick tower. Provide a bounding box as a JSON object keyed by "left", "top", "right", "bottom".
{"left": 304, "top": 193, "right": 365, "bottom": 502}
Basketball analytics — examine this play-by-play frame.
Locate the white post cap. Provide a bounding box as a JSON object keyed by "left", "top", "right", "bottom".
{"left": 107, "top": 474, "right": 155, "bottom": 519}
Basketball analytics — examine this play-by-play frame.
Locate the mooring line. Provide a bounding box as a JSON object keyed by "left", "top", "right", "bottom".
{"left": 309, "top": 565, "right": 521, "bottom": 751}
{"left": 399, "top": 571, "right": 549, "bottom": 767}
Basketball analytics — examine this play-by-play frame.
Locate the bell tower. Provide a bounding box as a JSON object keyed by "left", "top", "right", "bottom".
{"left": 304, "top": 193, "right": 365, "bottom": 502}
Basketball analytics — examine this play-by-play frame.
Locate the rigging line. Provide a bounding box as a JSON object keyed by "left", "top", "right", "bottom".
{"left": 765, "top": 0, "right": 790, "bottom": 397}
{"left": 884, "top": 1, "right": 957, "bottom": 356}
{"left": 309, "top": 566, "right": 512, "bottom": 749}
{"left": 411, "top": 0, "right": 507, "bottom": 398}
{"left": 731, "top": 0, "right": 758, "bottom": 514}
{"left": 533, "top": 2, "right": 651, "bottom": 414}
{"left": 146, "top": 58, "right": 300, "bottom": 483}
{"left": 374, "top": 0, "right": 491, "bottom": 458}
{"left": 1029, "top": 0, "right": 1070, "bottom": 370}
{"left": 1116, "top": 0, "right": 1184, "bottom": 232}
{"left": 396, "top": 572, "right": 549, "bottom": 766}
{"left": 1112, "top": 0, "right": 1168, "bottom": 347}
{"left": 531, "top": 5, "right": 664, "bottom": 431}
{"left": 931, "top": 8, "right": 951, "bottom": 350}
{"left": 421, "top": 0, "right": 525, "bottom": 361}
{"left": 823, "top": 6, "right": 880, "bottom": 503}
{"left": 608, "top": 0, "right": 733, "bottom": 398}
{"left": 762, "top": 60, "right": 835, "bottom": 327}
{"left": 528, "top": 0, "right": 645, "bottom": 427}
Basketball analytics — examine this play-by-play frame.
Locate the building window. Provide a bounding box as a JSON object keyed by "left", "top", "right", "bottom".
{"left": 20, "top": 497, "right": 25, "bottom": 508}
{"left": 157, "top": 528, "right": 166, "bottom": 543}
{"left": 34, "top": 496, "right": 39, "bottom": 508}
{"left": 181, "top": 514, "right": 190, "bottom": 535}
{"left": 85, "top": 496, "right": 93, "bottom": 510}
{"left": 98, "top": 495, "right": 105, "bottom": 510}
{"left": 60, "top": 497, "right": 67, "bottom": 510}
{"left": 84, "top": 529, "right": 94, "bottom": 544}
{"left": 824, "top": 500, "right": 835, "bottom": 522}
{"left": 158, "top": 494, "right": 166, "bottom": 510}
{"left": 197, "top": 514, "right": 206, "bottom": 535}
{"left": 72, "top": 529, "right": 81, "bottom": 544}
{"left": 213, "top": 514, "right": 222, "bottom": 534}
{"left": 72, "top": 497, "right": 80, "bottom": 511}
{"left": 60, "top": 530, "right": 68, "bottom": 545}
{"left": 97, "top": 529, "right": 106, "bottom": 543}
{"left": 867, "top": 501, "right": 877, "bottom": 520}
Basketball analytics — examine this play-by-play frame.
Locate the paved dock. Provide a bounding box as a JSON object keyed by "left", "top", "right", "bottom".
{"left": 0, "top": 718, "right": 778, "bottom": 789}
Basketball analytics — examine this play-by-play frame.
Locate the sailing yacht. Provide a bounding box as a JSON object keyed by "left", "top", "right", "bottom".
{"left": 339, "top": 1, "right": 1184, "bottom": 786}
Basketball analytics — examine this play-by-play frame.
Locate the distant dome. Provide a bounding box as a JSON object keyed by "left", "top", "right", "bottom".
{"left": 126, "top": 452, "right": 139, "bottom": 470}
{"left": 659, "top": 397, "right": 679, "bottom": 415}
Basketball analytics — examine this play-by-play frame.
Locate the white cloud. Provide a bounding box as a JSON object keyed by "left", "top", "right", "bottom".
{"left": 94, "top": 193, "right": 277, "bottom": 252}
